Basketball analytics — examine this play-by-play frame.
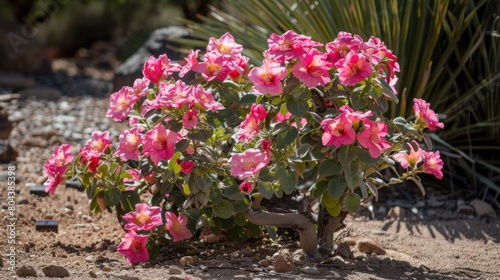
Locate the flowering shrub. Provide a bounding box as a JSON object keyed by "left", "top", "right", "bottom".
{"left": 44, "top": 30, "right": 444, "bottom": 265}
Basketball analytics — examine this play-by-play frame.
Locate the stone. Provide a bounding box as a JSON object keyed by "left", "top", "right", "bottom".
{"left": 387, "top": 206, "right": 405, "bottom": 220}
{"left": 258, "top": 259, "right": 269, "bottom": 267}
{"left": 470, "top": 199, "right": 496, "bottom": 218}
{"left": 456, "top": 205, "right": 475, "bottom": 215}
{"left": 107, "top": 272, "right": 140, "bottom": 280}
{"left": 42, "top": 265, "right": 70, "bottom": 278}
{"left": 102, "top": 266, "right": 112, "bottom": 272}
{"left": 168, "top": 265, "right": 182, "bottom": 275}
{"left": 336, "top": 241, "right": 354, "bottom": 259}
{"left": 240, "top": 248, "right": 252, "bottom": 257}
{"left": 300, "top": 266, "right": 320, "bottom": 275}
{"left": 16, "top": 265, "right": 37, "bottom": 277}
{"left": 89, "top": 271, "right": 97, "bottom": 278}
{"left": 19, "top": 87, "right": 62, "bottom": 100}
{"left": 358, "top": 239, "right": 386, "bottom": 255}
{"left": 85, "top": 256, "right": 95, "bottom": 263}
{"left": 179, "top": 255, "right": 199, "bottom": 266}
{"left": 273, "top": 255, "right": 295, "bottom": 273}
{"left": 17, "top": 196, "right": 29, "bottom": 205}
{"left": 331, "top": 256, "right": 346, "bottom": 266}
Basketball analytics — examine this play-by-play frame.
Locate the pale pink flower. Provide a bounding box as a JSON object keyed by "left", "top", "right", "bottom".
{"left": 165, "top": 212, "right": 193, "bottom": 242}
{"left": 291, "top": 49, "right": 332, "bottom": 87}
{"left": 239, "top": 181, "right": 253, "bottom": 194}
{"left": 192, "top": 52, "right": 229, "bottom": 82}
{"left": 46, "top": 144, "right": 74, "bottom": 170}
{"left": 142, "top": 124, "right": 181, "bottom": 165}
{"left": 106, "top": 86, "right": 140, "bottom": 121}
{"left": 357, "top": 120, "right": 391, "bottom": 158}
{"left": 158, "top": 54, "right": 182, "bottom": 78}
{"left": 321, "top": 114, "right": 356, "bottom": 147}
{"left": 207, "top": 32, "right": 243, "bottom": 58}
{"left": 325, "top": 32, "right": 364, "bottom": 64}
{"left": 131, "top": 77, "right": 150, "bottom": 97}
{"left": 192, "top": 85, "right": 224, "bottom": 112}
{"left": 336, "top": 52, "right": 373, "bottom": 86}
{"left": 116, "top": 126, "right": 145, "bottom": 161}
{"left": 392, "top": 141, "right": 423, "bottom": 170}
{"left": 423, "top": 151, "right": 444, "bottom": 179}
{"left": 154, "top": 80, "right": 195, "bottom": 109}
{"left": 230, "top": 149, "right": 269, "bottom": 180}
{"left": 181, "top": 109, "right": 199, "bottom": 129}
{"left": 142, "top": 56, "right": 164, "bottom": 83}
{"left": 179, "top": 49, "right": 200, "bottom": 78}
{"left": 339, "top": 105, "right": 373, "bottom": 127}
{"left": 123, "top": 203, "right": 163, "bottom": 231}
{"left": 248, "top": 59, "right": 287, "bottom": 95}
{"left": 117, "top": 230, "right": 150, "bottom": 265}
{"left": 264, "top": 30, "right": 322, "bottom": 62}
{"left": 83, "top": 131, "right": 112, "bottom": 155}
{"left": 238, "top": 113, "right": 260, "bottom": 141}
{"left": 413, "top": 98, "right": 444, "bottom": 131}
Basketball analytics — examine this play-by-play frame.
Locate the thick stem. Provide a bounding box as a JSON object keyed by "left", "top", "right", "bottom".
{"left": 317, "top": 208, "right": 348, "bottom": 256}
{"left": 244, "top": 209, "right": 317, "bottom": 256}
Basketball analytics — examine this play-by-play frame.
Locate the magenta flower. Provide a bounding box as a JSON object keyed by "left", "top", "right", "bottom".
{"left": 83, "top": 131, "right": 112, "bottom": 155}
{"left": 142, "top": 56, "right": 164, "bottom": 84}
{"left": 182, "top": 109, "right": 199, "bottom": 130}
{"left": 207, "top": 32, "right": 243, "bottom": 58}
{"left": 339, "top": 105, "right": 373, "bottom": 127}
{"left": 154, "top": 80, "right": 195, "bottom": 109}
{"left": 43, "top": 164, "right": 65, "bottom": 195}
{"left": 142, "top": 124, "right": 181, "bottom": 165}
{"left": 291, "top": 49, "right": 332, "bottom": 87}
{"left": 179, "top": 49, "right": 200, "bottom": 78}
{"left": 423, "top": 151, "right": 444, "bottom": 179}
{"left": 261, "top": 139, "right": 272, "bottom": 151}
{"left": 164, "top": 212, "right": 193, "bottom": 242}
{"left": 321, "top": 114, "right": 356, "bottom": 147}
{"left": 106, "top": 86, "right": 140, "bottom": 121}
{"left": 115, "top": 126, "right": 145, "bottom": 161}
{"left": 117, "top": 230, "right": 150, "bottom": 265}
{"left": 336, "top": 52, "right": 373, "bottom": 86}
{"left": 357, "top": 120, "right": 391, "bottom": 158}
{"left": 158, "top": 54, "right": 182, "bottom": 78}
{"left": 230, "top": 149, "right": 269, "bottom": 180}
{"left": 228, "top": 54, "right": 249, "bottom": 80}
{"left": 192, "top": 52, "right": 229, "bottom": 82}
{"left": 239, "top": 181, "right": 253, "bottom": 194}
{"left": 248, "top": 59, "right": 287, "bottom": 95}
{"left": 325, "top": 32, "right": 364, "bottom": 64}
{"left": 79, "top": 148, "right": 100, "bottom": 172}
{"left": 238, "top": 113, "right": 260, "bottom": 141}
{"left": 264, "top": 30, "right": 322, "bottom": 62}
{"left": 123, "top": 203, "right": 163, "bottom": 231}
{"left": 250, "top": 104, "right": 268, "bottom": 121}
{"left": 413, "top": 98, "right": 444, "bottom": 131}
{"left": 46, "top": 144, "right": 74, "bottom": 170}
{"left": 180, "top": 160, "right": 195, "bottom": 174}
{"left": 393, "top": 141, "right": 424, "bottom": 170}
{"left": 193, "top": 85, "right": 224, "bottom": 112}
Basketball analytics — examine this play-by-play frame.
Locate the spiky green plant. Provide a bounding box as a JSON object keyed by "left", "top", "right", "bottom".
{"left": 172, "top": 0, "right": 500, "bottom": 198}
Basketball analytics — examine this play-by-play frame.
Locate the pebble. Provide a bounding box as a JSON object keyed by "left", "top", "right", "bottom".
{"left": 240, "top": 248, "right": 252, "bottom": 257}
{"left": 358, "top": 239, "right": 386, "bottom": 255}
{"left": 89, "top": 271, "right": 98, "bottom": 278}
{"left": 331, "top": 256, "right": 346, "bottom": 266}
{"left": 456, "top": 205, "right": 475, "bottom": 215}
{"left": 108, "top": 244, "right": 118, "bottom": 252}
{"left": 17, "top": 196, "right": 29, "bottom": 205}
{"left": 16, "top": 265, "right": 37, "bottom": 277}
{"left": 300, "top": 266, "right": 320, "bottom": 275}
{"left": 470, "top": 199, "right": 496, "bottom": 218}
{"left": 179, "top": 255, "right": 199, "bottom": 266}
{"left": 258, "top": 259, "right": 269, "bottom": 267}
{"left": 42, "top": 265, "right": 70, "bottom": 277}
{"left": 273, "top": 255, "right": 295, "bottom": 273}
{"left": 168, "top": 265, "right": 182, "bottom": 275}
{"left": 85, "top": 256, "right": 95, "bottom": 263}
{"left": 102, "top": 266, "right": 112, "bottom": 271}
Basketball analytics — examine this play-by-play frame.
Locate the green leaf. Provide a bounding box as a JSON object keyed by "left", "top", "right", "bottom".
{"left": 232, "top": 198, "right": 250, "bottom": 212}
{"left": 258, "top": 166, "right": 274, "bottom": 182}
{"left": 290, "top": 85, "right": 310, "bottom": 101}
{"left": 358, "top": 148, "right": 379, "bottom": 165}
{"left": 195, "top": 177, "right": 212, "bottom": 192}
{"left": 279, "top": 169, "right": 297, "bottom": 195}
{"left": 277, "top": 126, "right": 298, "bottom": 148}
{"left": 187, "top": 128, "right": 213, "bottom": 141}
{"left": 225, "top": 184, "right": 245, "bottom": 200}
{"left": 310, "top": 180, "right": 328, "bottom": 199}
{"left": 296, "top": 143, "right": 311, "bottom": 158}
{"left": 151, "top": 192, "right": 164, "bottom": 206}
{"left": 175, "top": 139, "right": 190, "bottom": 152}
{"left": 248, "top": 222, "right": 263, "bottom": 237}
{"left": 343, "top": 193, "right": 361, "bottom": 213}
{"left": 266, "top": 226, "right": 277, "bottom": 240}
{"left": 326, "top": 204, "right": 342, "bottom": 217}
{"left": 209, "top": 187, "right": 222, "bottom": 205}
{"left": 327, "top": 175, "right": 348, "bottom": 199}
{"left": 286, "top": 99, "right": 309, "bottom": 117}
{"left": 374, "top": 77, "right": 398, "bottom": 103}
{"left": 257, "top": 181, "right": 274, "bottom": 200}
{"left": 234, "top": 212, "right": 247, "bottom": 227}
{"left": 318, "top": 159, "right": 342, "bottom": 177}
{"left": 227, "top": 225, "right": 249, "bottom": 242}
{"left": 338, "top": 146, "right": 357, "bottom": 166}
{"left": 213, "top": 199, "right": 234, "bottom": 219}
{"left": 104, "top": 188, "right": 122, "bottom": 207}
{"left": 239, "top": 94, "right": 258, "bottom": 104}
{"left": 210, "top": 217, "right": 222, "bottom": 236}
{"left": 393, "top": 117, "right": 408, "bottom": 133}
{"left": 344, "top": 161, "right": 360, "bottom": 190}
{"left": 146, "top": 238, "right": 160, "bottom": 260}
{"left": 321, "top": 191, "right": 339, "bottom": 208}
{"left": 167, "top": 152, "right": 181, "bottom": 171}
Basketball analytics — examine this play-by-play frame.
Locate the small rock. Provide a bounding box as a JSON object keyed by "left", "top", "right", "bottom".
{"left": 94, "top": 241, "right": 108, "bottom": 251}
{"left": 21, "top": 136, "right": 48, "bottom": 148}
{"left": 331, "top": 256, "right": 346, "bottom": 266}
{"left": 259, "top": 259, "right": 269, "bottom": 267}
{"left": 179, "top": 255, "right": 199, "bottom": 266}
{"left": 387, "top": 206, "right": 405, "bottom": 220}
{"left": 42, "top": 265, "right": 70, "bottom": 278}
{"left": 85, "top": 256, "right": 95, "bottom": 263}
{"left": 169, "top": 265, "right": 182, "bottom": 275}
{"left": 17, "top": 196, "right": 29, "bottom": 205}
{"left": 240, "top": 248, "right": 252, "bottom": 257}
{"left": 89, "top": 271, "right": 97, "bottom": 278}
{"left": 167, "top": 276, "right": 185, "bottom": 280}
{"left": 470, "top": 199, "right": 496, "bottom": 218}
{"left": 358, "top": 239, "right": 386, "bottom": 255}
{"left": 426, "top": 209, "right": 437, "bottom": 216}
{"left": 108, "top": 244, "right": 118, "bottom": 252}
{"left": 101, "top": 266, "right": 112, "bottom": 272}
{"left": 300, "top": 266, "right": 320, "bottom": 275}
{"left": 20, "top": 87, "right": 62, "bottom": 100}
{"left": 371, "top": 230, "right": 387, "bottom": 235}
{"left": 273, "top": 255, "right": 295, "bottom": 273}
{"left": 24, "top": 243, "right": 30, "bottom": 253}
{"left": 16, "top": 265, "right": 37, "bottom": 277}
{"left": 456, "top": 205, "right": 475, "bottom": 215}
{"left": 336, "top": 241, "right": 354, "bottom": 259}
{"left": 0, "top": 73, "right": 36, "bottom": 89}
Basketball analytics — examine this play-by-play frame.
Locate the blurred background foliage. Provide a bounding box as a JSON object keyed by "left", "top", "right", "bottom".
{"left": 1, "top": 0, "right": 498, "bottom": 204}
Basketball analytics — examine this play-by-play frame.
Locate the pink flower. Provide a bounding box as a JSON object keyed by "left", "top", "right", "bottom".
{"left": 192, "top": 85, "right": 224, "bottom": 112}
{"left": 393, "top": 141, "right": 423, "bottom": 170}
{"left": 239, "top": 181, "right": 253, "bottom": 194}
{"left": 276, "top": 111, "right": 291, "bottom": 123}
{"left": 182, "top": 109, "right": 199, "bottom": 130}
{"left": 116, "top": 126, "right": 145, "bottom": 161}
{"left": 250, "top": 104, "right": 268, "bottom": 121}
{"left": 336, "top": 52, "right": 373, "bottom": 86}
{"left": 248, "top": 59, "right": 287, "bottom": 95}
{"left": 357, "top": 120, "right": 391, "bottom": 158}
{"left": 154, "top": 80, "right": 195, "bottom": 109}
{"left": 117, "top": 230, "right": 150, "bottom": 265}
{"left": 158, "top": 54, "right": 182, "bottom": 78}
{"left": 321, "top": 114, "right": 356, "bottom": 147}
{"left": 179, "top": 49, "right": 199, "bottom": 78}
{"left": 228, "top": 55, "right": 249, "bottom": 80}
{"left": 131, "top": 77, "right": 150, "bottom": 97}
{"left": 123, "top": 203, "right": 163, "bottom": 231}
{"left": 423, "top": 151, "right": 444, "bottom": 179}
{"left": 325, "top": 32, "right": 364, "bottom": 64}
{"left": 291, "top": 49, "right": 332, "bottom": 87}
{"left": 264, "top": 30, "right": 322, "bottom": 62}
{"left": 180, "top": 160, "right": 195, "bottom": 174}
{"left": 230, "top": 149, "right": 269, "bottom": 180}
{"left": 413, "top": 98, "right": 444, "bottom": 131}
{"left": 192, "top": 52, "right": 229, "bottom": 82}
{"left": 43, "top": 164, "right": 65, "bottom": 195}
{"left": 83, "top": 131, "right": 112, "bottom": 155}
{"left": 164, "top": 212, "right": 193, "bottom": 242}
{"left": 207, "top": 32, "right": 243, "bottom": 57}
{"left": 238, "top": 113, "right": 260, "bottom": 141}
{"left": 142, "top": 56, "right": 164, "bottom": 83}
{"left": 142, "top": 124, "right": 181, "bottom": 165}
{"left": 46, "top": 144, "right": 74, "bottom": 170}
{"left": 79, "top": 148, "right": 100, "bottom": 172}
{"left": 106, "top": 86, "right": 140, "bottom": 121}
{"left": 339, "top": 105, "right": 373, "bottom": 127}
{"left": 261, "top": 139, "right": 272, "bottom": 151}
